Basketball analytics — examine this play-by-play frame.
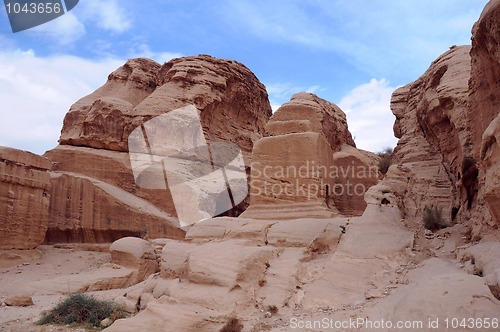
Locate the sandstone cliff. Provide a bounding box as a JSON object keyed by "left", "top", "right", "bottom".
{"left": 0, "top": 147, "right": 52, "bottom": 249}
{"left": 45, "top": 55, "right": 272, "bottom": 241}
{"left": 386, "top": 35, "right": 500, "bottom": 236}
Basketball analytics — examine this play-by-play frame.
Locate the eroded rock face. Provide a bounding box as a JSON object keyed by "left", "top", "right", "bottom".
{"left": 470, "top": 0, "right": 500, "bottom": 225}
{"left": 58, "top": 55, "right": 272, "bottom": 163}
{"left": 0, "top": 147, "right": 52, "bottom": 249}
{"left": 469, "top": 0, "right": 500, "bottom": 160}
{"left": 265, "top": 92, "right": 355, "bottom": 151}
{"left": 59, "top": 58, "right": 160, "bottom": 151}
{"left": 242, "top": 93, "right": 365, "bottom": 219}
{"left": 386, "top": 46, "right": 491, "bottom": 226}
{"left": 45, "top": 55, "right": 272, "bottom": 240}
{"left": 45, "top": 172, "right": 184, "bottom": 243}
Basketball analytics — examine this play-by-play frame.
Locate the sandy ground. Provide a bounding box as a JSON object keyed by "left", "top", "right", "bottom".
{"left": 0, "top": 245, "right": 111, "bottom": 332}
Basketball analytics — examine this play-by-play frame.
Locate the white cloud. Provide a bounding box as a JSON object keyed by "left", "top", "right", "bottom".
{"left": 29, "top": 12, "right": 86, "bottom": 45}
{"left": 127, "top": 44, "right": 183, "bottom": 64}
{"left": 338, "top": 78, "right": 399, "bottom": 153}
{"left": 265, "top": 82, "right": 324, "bottom": 107}
{"left": 223, "top": 0, "right": 488, "bottom": 80}
{"left": 0, "top": 49, "right": 125, "bottom": 154}
{"left": 80, "top": 0, "right": 132, "bottom": 33}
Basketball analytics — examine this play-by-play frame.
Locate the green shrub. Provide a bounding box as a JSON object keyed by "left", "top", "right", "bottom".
{"left": 36, "top": 293, "right": 126, "bottom": 330}
{"left": 422, "top": 204, "right": 446, "bottom": 230}
{"left": 376, "top": 147, "right": 394, "bottom": 175}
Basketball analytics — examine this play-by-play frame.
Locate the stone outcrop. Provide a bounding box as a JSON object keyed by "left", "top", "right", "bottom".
{"left": 58, "top": 55, "right": 272, "bottom": 163}
{"left": 242, "top": 92, "right": 365, "bottom": 219}
{"left": 109, "top": 237, "right": 159, "bottom": 285}
{"left": 386, "top": 45, "right": 494, "bottom": 231}
{"left": 471, "top": 0, "right": 500, "bottom": 225}
{"left": 44, "top": 55, "right": 272, "bottom": 241}
{"left": 0, "top": 147, "right": 52, "bottom": 250}
{"left": 469, "top": 0, "right": 500, "bottom": 161}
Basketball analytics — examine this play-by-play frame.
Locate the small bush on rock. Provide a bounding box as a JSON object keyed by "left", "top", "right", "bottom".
{"left": 423, "top": 204, "right": 447, "bottom": 230}
{"left": 36, "top": 293, "right": 126, "bottom": 330}
{"left": 377, "top": 147, "right": 394, "bottom": 175}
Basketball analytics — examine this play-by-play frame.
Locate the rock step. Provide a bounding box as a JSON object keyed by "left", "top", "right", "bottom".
{"left": 241, "top": 201, "right": 337, "bottom": 220}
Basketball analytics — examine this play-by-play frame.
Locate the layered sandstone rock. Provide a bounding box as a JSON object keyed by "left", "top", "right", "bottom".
{"left": 109, "top": 237, "right": 158, "bottom": 284}
{"left": 241, "top": 92, "right": 362, "bottom": 219}
{"left": 0, "top": 147, "right": 52, "bottom": 249}
{"left": 385, "top": 0, "right": 500, "bottom": 229}
{"left": 45, "top": 55, "right": 272, "bottom": 240}
{"left": 469, "top": 0, "right": 500, "bottom": 160}
{"left": 57, "top": 55, "right": 272, "bottom": 163}
{"left": 45, "top": 172, "right": 184, "bottom": 243}
{"left": 386, "top": 46, "right": 485, "bottom": 226}
{"left": 470, "top": 0, "right": 500, "bottom": 225}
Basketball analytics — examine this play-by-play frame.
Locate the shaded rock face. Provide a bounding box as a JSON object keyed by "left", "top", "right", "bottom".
{"left": 471, "top": 0, "right": 500, "bottom": 225}
{"left": 45, "top": 172, "right": 185, "bottom": 243}
{"left": 45, "top": 55, "right": 272, "bottom": 241}
{"left": 242, "top": 93, "right": 374, "bottom": 219}
{"left": 387, "top": 44, "right": 499, "bottom": 229}
{"left": 387, "top": 0, "right": 500, "bottom": 230}
{"left": 469, "top": 0, "right": 500, "bottom": 161}
{"left": 0, "top": 147, "right": 52, "bottom": 249}
{"left": 387, "top": 46, "right": 471, "bottom": 225}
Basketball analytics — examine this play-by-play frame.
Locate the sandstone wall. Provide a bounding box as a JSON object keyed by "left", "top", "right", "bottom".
{"left": 386, "top": 0, "right": 500, "bottom": 231}
{"left": 46, "top": 172, "right": 184, "bottom": 243}
{"left": 45, "top": 55, "right": 272, "bottom": 240}
{"left": 0, "top": 147, "right": 52, "bottom": 249}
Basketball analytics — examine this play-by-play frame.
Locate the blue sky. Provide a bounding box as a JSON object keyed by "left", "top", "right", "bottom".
{"left": 0, "top": 0, "right": 489, "bottom": 154}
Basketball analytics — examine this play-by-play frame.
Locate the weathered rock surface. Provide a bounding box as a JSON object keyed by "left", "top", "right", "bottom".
{"left": 386, "top": 1, "right": 500, "bottom": 230}
{"left": 59, "top": 58, "right": 160, "bottom": 151}
{"left": 44, "top": 55, "right": 272, "bottom": 240}
{"left": 58, "top": 55, "right": 272, "bottom": 163}
{"left": 331, "top": 145, "right": 379, "bottom": 216}
{"left": 0, "top": 147, "right": 52, "bottom": 249}
{"left": 242, "top": 92, "right": 367, "bottom": 219}
{"left": 109, "top": 237, "right": 158, "bottom": 284}
{"left": 45, "top": 171, "right": 184, "bottom": 243}
{"left": 363, "top": 258, "right": 500, "bottom": 332}
{"left": 103, "top": 186, "right": 416, "bottom": 331}
{"left": 3, "top": 295, "right": 34, "bottom": 307}
{"left": 386, "top": 46, "right": 471, "bottom": 225}
{"left": 469, "top": 0, "right": 500, "bottom": 161}
{"left": 264, "top": 92, "right": 355, "bottom": 150}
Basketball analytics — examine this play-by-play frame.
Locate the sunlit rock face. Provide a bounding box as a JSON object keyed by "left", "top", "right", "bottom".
{"left": 45, "top": 55, "right": 273, "bottom": 240}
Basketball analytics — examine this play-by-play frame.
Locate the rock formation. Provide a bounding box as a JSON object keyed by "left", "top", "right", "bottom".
{"left": 384, "top": 0, "right": 500, "bottom": 233}
{"left": 57, "top": 55, "right": 271, "bottom": 163}
{"left": 0, "top": 147, "right": 52, "bottom": 249}
{"left": 385, "top": 46, "right": 471, "bottom": 225}
{"left": 44, "top": 55, "right": 273, "bottom": 241}
{"left": 242, "top": 92, "right": 375, "bottom": 219}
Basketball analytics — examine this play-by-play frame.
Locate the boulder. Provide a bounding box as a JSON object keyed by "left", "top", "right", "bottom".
{"left": 0, "top": 147, "right": 52, "bottom": 249}
{"left": 110, "top": 237, "right": 158, "bottom": 284}
{"left": 3, "top": 295, "right": 33, "bottom": 307}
